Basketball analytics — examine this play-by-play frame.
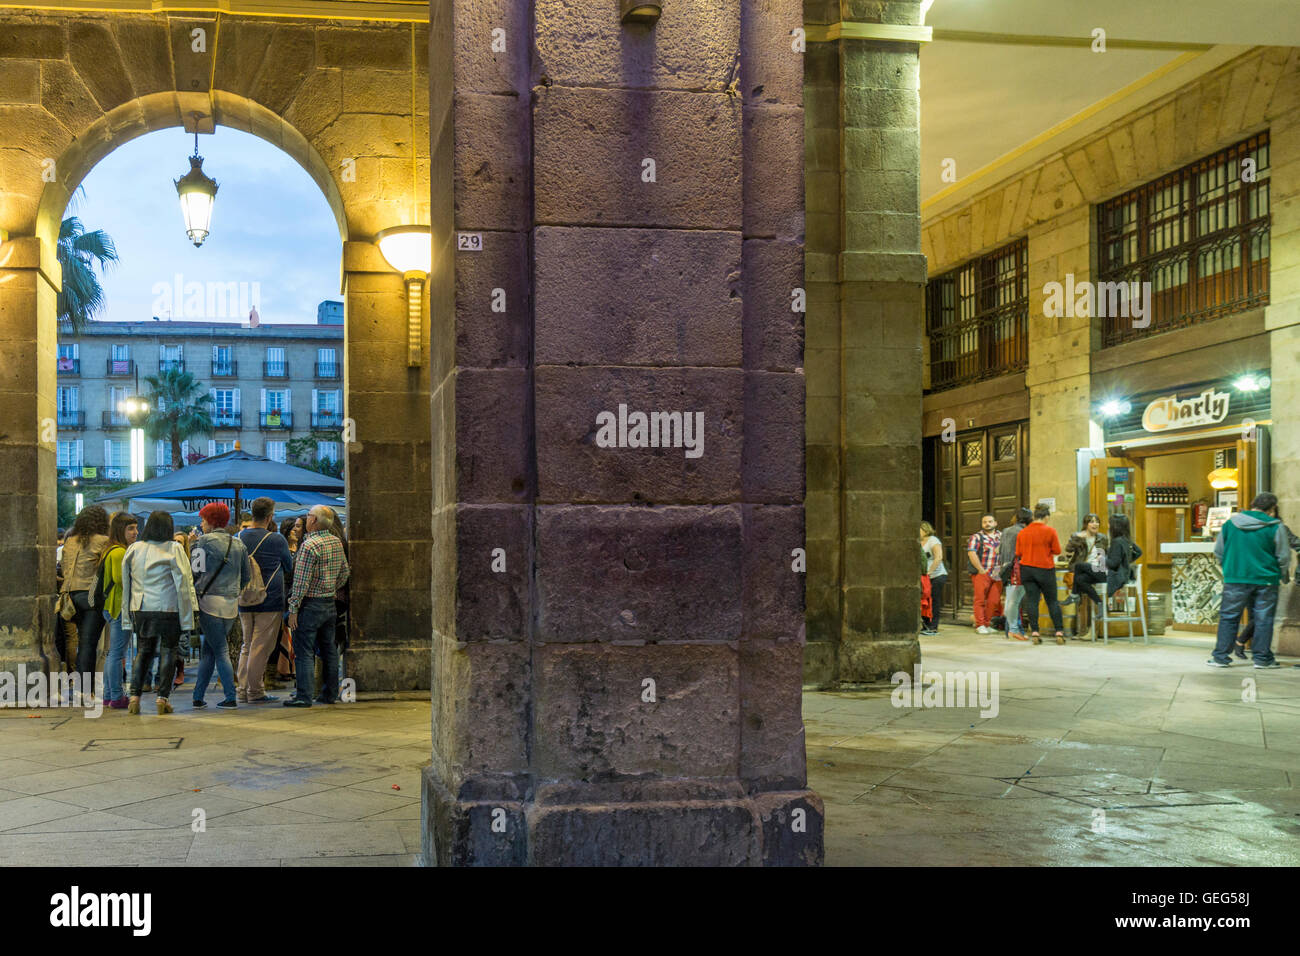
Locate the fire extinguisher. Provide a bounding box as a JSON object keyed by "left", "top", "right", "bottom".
{"left": 1193, "top": 501, "right": 1209, "bottom": 532}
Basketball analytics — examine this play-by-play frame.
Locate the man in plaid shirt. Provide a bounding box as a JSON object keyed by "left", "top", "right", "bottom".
{"left": 966, "top": 513, "right": 1003, "bottom": 634}
{"left": 285, "top": 505, "right": 350, "bottom": 707}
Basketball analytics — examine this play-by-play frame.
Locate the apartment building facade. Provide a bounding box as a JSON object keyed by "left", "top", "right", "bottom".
{"left": 918, "top": 46, "right": 1300, "bottom": 648}
{"left": 55, "top": 310, "right": 345, "bottom": 487}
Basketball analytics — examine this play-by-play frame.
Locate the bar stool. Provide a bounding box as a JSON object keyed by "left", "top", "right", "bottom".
{"left": 1097, "top": 564, "right": 1149, "bottom": 645}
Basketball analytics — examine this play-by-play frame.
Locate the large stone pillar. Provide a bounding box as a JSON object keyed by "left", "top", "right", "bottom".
{"left": 0, "top": 236, "right": 59, "bottom": 677}
{"left": 803, "top": 0, "right": 927, "bottom": 683}
{"left": 1267, "top": 106, "right": 1300, "bottom": 655}
{"left": 343, "top": 242, "right": 433, "bottom": 690}
{"left": 422, "top": 0, "right": 823, "bottom": 865}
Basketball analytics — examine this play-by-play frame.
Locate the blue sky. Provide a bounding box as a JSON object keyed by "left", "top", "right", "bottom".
{"left": 70, "top": 126, "right": 342, "bottom": 325}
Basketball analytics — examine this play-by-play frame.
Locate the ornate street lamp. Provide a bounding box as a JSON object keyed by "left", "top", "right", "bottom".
{"left": 376, "top": 225, "right": 433, "bottom": 367}
{"left": 175, "top": 118, "right": 219, "bottom": 248}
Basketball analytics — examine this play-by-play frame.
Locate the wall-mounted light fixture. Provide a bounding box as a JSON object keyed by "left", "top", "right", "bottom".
{"left": 620, "top": 0, "right": 662, "bottom": 25}
{"left": 376, "top": 225, "right": 433, "bottom": 367}
{"left": 1097, "top": 398, "right": 1131, "bottom": 419}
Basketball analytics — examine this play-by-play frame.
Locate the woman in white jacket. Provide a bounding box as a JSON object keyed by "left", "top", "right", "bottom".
{"left": 120, "top": 511, "right": 197, "bottom": 715}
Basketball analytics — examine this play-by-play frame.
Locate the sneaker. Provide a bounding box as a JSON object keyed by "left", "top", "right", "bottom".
{"left": 1254, "top": 660, "right": 1282, "bottom": 669}
{"left": 108, "top": 696, "right": 129, "bottom": 710}
{"left": 217, "top": 699, "right": 238, "bottom": 708}
{"left": 247, "top": 694, "right": 280, "bottom": 703}
{"left": 191, "top": 699, "right": 207, "bottom": 708}
{"left": 283, "top": 697, "right": 312, "bottom": 708}
{"left": 1233, "top": 643, "right": 1248, "bottom": 660}
{"left": 976, "top": 626, "right": 990, "bottom": 635}
{"left": 1206, "top": 659, "right": 1231, "bottom": 668}
{"left": 919, "top": 628, "right": 938, "bottom": 636}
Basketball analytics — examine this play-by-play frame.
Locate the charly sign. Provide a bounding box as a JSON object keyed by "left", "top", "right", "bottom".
{"left": 1141, "top": 388, "right": 1231, "bottom": 432}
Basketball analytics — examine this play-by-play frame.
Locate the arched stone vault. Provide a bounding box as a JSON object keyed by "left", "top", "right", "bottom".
{"left": 0, "top": 11, "right": 432, "bottom": 688}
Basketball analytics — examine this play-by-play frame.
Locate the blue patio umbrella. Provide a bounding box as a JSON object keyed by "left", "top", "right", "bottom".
{"left": 96, "top": 449, "right": 343, "bottom": 519}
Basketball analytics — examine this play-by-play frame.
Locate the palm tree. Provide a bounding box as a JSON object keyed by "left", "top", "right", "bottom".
{"left": 56, "top": 215, "right": 118, "bottom": 333}
{"left": 141, "top": 367, "right": 215, "bottom": 470}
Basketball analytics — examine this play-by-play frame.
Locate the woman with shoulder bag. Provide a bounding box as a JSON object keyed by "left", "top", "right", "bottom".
{"left": 59, "top": 505, "right": 111, "bottom": 702}
{"left": 190, "top": 503, "right": 251, "bottom": 709}
{"left": 121, "top": 511, "right": 196, "bottom": 715}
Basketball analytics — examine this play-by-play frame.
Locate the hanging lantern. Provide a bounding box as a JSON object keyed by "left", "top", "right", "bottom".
{"left": 175, "top": 124, "right": 219, "bottom": 248}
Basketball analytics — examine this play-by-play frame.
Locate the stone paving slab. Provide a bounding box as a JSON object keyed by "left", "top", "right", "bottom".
{"left": 0, "top": 625, "right": 1296, "bottom": 865}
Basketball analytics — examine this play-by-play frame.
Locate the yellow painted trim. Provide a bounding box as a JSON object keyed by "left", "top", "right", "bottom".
{"left": 0, "top": 0, "right": 428, "bottom": 21}
{"left": 806, "top": 21, "right": 932, "bottom": 44}
{"left": 931, "top": 29, "right": 1212, "bottom": 52}
{"left": 921, "top": 50, "right": 1209, "bottom": 215}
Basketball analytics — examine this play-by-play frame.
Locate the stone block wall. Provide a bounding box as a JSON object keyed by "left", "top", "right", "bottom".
{"left": 423, "top": 0, "right": 824, "bottom": 866}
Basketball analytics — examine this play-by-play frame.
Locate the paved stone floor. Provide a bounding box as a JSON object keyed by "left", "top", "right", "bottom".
{"left": 809, "top": 625, "right": 1300, "bottom": 866}
{"left": 1, "top": 626, "right": 1297, "bottom": 865}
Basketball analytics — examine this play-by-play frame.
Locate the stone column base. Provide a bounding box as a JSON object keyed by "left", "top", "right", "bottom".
{"left": 421, "top": 770, "right": 824, "bottom": 866}
{"left": 0, "top": 595, "right": 54, "bottom": 679}
{"left": 345, "top": 642, "right": 431, "bottom": 692}
{"left": 837, "top": 638, "right": 920, "bottom": 683}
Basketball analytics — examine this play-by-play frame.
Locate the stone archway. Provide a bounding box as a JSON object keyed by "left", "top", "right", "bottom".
{"left": 0, "top": 11, "right": 432, "bottom": 690}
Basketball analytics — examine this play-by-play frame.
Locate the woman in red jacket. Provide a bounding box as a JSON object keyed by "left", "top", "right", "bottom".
{"left": 1015, "top": 504, "right": 1065, "bottom": 644}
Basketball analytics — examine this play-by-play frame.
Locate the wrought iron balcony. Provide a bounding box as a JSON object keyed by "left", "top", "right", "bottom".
{"left": 213, "top": 412, "right": 242, "bottom": 429}
{"left": 259, "top": 411, "right": 293, "bottom": 430}
{"left": 263, "top": 361, "right": 289, "bottom": 378}
{"left": 57, "top": 410, "right": 85, "bottom": 430}
{"left": 57, "top": 358, "right": 80, "bottom": 375}
{"left": 106, "top": 358, "right": 135, "bottom": 376}
{"left": 314, "top": 362, "right": 341, "bottom": 379}
{"left": 211, "top": 360, "right": 239, "bottom": 377}
{"left": 159, "top": 359, "right": 185, "bottom": 373}
{"left": 102, "top": 410, "right": 130, "bottom": 429}
{"left": 311, "top": 412, "right": 344, "bottom": 428}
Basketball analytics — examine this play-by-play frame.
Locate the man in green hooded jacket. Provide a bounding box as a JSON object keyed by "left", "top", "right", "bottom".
{"left": 1209, "top": 492, "right": 1290, "bottom": 668}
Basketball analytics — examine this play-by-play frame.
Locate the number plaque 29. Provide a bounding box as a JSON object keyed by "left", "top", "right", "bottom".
{"left": 457, "top": 232, "right": 483, "bottom": 252}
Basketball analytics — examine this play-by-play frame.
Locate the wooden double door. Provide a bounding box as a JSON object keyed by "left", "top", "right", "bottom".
{"left": 933, "top": 422, "right": 1030, "bottom": 619}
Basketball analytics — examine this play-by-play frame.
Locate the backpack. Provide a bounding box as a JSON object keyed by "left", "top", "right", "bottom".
{"left": 90, "top": 545, "right": 123, "bottom": 610}
{"left": 238, "top": 532, "right": 277, "bottom": 607}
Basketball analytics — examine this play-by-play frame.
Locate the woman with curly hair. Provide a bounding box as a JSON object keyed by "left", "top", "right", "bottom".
{"left": 58, "top": 504, "right": 110, "bottom": 697}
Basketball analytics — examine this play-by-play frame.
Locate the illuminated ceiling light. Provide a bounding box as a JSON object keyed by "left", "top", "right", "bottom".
{"left": 1234, "top": 374, "right": 1270, "bottom": 392}
{"left": 376, "top": 225, "right": 433, "bottom": 367}
{"left": 174, "top": 116, "right": 219, "bottom": 248}
{"left": 1208, "top": 467, "right": 1239, "bottom": 490}
{"left": 620, "top": 0, "right": 662, "bottom": 24}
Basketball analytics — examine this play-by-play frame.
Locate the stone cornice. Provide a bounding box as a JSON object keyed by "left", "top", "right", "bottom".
{"left": 0, "top": 0, "right": 426, "bottom": 21}
{"left": 806, "top": 21, "right": 932, "bottom": 44}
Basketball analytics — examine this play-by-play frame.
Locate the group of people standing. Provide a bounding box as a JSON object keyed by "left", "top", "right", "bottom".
{"left": 918, "top": 504, "right": 1144, "bottom": 644}
{"left": 55, "top": 497, "right": 351, "bottom": 713}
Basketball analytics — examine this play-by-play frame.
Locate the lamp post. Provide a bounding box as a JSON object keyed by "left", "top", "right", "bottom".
{"left": 175, "top": 115, "right": 219, "bottom": 248}
{"left": 118, "top": 397, "right": 149, "bottom": 482}
{"left": 375, "top": 225, "right": 433, "bottom": 367}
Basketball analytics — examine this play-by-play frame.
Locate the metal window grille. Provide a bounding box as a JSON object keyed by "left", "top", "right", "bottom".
{"left": 925, "top": 237, "right": 1029, "bottom": 392}
{"left": 1098, "top": 132, "right": 1270, "bottom": 347}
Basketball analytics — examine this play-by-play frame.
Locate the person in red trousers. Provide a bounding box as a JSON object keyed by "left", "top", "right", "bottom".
{"left": 966, "top": 512, "right": 1003, "bottom": 634}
